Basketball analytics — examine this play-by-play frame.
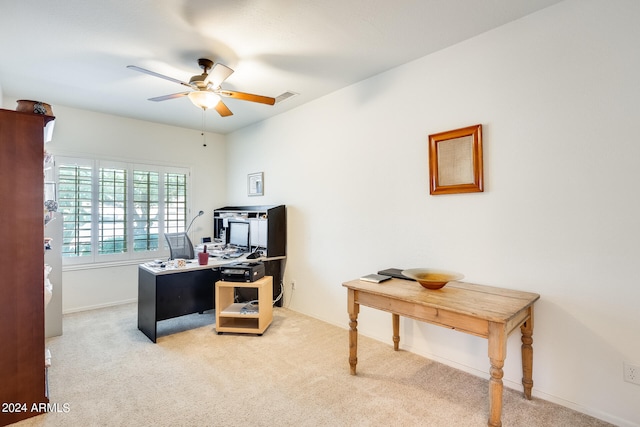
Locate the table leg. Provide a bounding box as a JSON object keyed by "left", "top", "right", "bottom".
{"left": 488, "top": 322, "right": 506, "bottom": 427}
{"left": 521, "top": 307, "right": 534, "bottom": 399}
{"left": 392, "top": 313, "right": 400, "bottom": 351}
{"left": 347, "top": 289, "right": 360, "bottom": 375}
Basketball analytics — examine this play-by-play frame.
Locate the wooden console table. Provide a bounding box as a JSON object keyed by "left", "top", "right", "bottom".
{"left": 342, "top": 278, "right": 540, "bottom": 427}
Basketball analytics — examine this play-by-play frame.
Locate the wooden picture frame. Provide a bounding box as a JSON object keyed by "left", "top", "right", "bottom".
{"left": 428, "top": 124, "right": 483, "bottom": 195}
{"left": 248, "top": 172, "right": 264, "bottom": 196}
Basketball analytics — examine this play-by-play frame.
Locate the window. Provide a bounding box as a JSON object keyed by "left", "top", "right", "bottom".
{"left": 57, "top": 157, "right": 190, "bottom": 265}
{"left": 99, "top": 167, "right": 127, "bottom": 254}
{"left": 164, "top": 172, "right": 187, "bottom": 233}
{"left": 58, "top": 161, "right": 93, "bottom": 258}
{"left": 133, "top": 170, "right": 159, "bottom": 252}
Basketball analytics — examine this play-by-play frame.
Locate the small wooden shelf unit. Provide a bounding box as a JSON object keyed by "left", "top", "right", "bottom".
{"left": 215, "top": 276, "right": 273, "bottom": 335}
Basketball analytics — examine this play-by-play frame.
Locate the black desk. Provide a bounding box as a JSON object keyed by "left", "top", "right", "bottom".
{"left": 138, "top": 260, "right": 223, "bottom": 342}
{"left": 137, "top": 255, "right": 285, "bottom": 342}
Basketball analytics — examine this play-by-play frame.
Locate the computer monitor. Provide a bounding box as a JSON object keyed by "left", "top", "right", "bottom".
{"left": 227, "top": 220, "right": 250, "bottom": 251}
{"left": 164, "top": 232, "right": 195, "bottom": 260}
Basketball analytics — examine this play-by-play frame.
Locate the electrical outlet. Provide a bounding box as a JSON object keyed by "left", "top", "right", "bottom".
{"left": 623, "top": 362, "right": 640, "bottom": 385}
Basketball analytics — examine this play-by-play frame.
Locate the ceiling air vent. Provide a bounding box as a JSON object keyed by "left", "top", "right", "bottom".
{"left": 275, "top": 91, "right": 299, "bottom": 104}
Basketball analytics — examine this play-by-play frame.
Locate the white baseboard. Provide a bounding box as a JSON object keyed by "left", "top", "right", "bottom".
{"left": 300, "top": 313, "right": 636, "bottom": 427}
{"left": 398, "top": 342, "right": 636, "bottom": 427}
{"left": 63, "top": 298, "right": 137, "bottom": 314}
{"left": 527, "top": 388, "right": 636, "bottom": 427}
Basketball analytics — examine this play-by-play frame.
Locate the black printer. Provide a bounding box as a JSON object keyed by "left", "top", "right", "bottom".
{"left": 220, "top": 261, "right": 265, "bottom": 282}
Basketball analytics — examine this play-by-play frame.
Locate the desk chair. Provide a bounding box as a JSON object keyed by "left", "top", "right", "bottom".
{"left": 164, "top": 232, "right": 195, "bottom": 260}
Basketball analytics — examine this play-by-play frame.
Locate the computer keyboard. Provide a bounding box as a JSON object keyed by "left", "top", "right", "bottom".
{"left": 223, "top": 252, "right": 243, "bottom": 259}
{"left": 210, "top": 247, "right": 240, "bottom": 256}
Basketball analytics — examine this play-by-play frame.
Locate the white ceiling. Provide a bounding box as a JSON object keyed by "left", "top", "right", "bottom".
{"left": 0, "top": 0, "right": 563, "bottom": 134}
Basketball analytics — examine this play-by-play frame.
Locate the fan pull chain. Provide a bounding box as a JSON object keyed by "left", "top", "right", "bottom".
{"left": 201, "top": 108, "right": 207, "bottom": 147}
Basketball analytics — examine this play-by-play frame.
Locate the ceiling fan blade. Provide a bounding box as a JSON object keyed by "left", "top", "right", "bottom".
{"left": 218, "top": 90, "right": 276, "bottom": 105}
{"left": 148, "top": 92, "right": 190, "bottom": 102}
{"left": 127, "top": 65, "right": 191, "bottom": 88}
{"left": 205, "top": 63, "right": 234, "bottom": 88}
{"left": 214, "top": 100, "right": 233, "bottom": 117}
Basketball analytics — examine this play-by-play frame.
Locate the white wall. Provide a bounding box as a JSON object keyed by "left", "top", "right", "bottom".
{"left": 3, "top": 0, "right": 637, "bottom": 423}
{"left": 2, "top": 98, "right": 227, "bottom": 312}
{"left": 225, "top": 1, "right": 640, "bottom": 425}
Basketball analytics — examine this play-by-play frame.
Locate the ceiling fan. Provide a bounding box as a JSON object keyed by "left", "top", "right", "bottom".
{"left": 127, "top": 58, "right": 275, "bottom": 117}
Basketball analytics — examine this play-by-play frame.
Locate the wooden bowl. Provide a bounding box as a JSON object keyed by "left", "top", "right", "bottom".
{"left": 401, "top": 268, "right": 464, "bottom": 290}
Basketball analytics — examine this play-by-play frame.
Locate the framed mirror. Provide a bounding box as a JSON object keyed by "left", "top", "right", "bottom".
{"left": 428, "top": 124, "right": 483, "bottom": 195}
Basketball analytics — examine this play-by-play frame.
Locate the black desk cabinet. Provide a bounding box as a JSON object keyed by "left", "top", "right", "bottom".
{"left": 213, "top": 204, "right": 286, "bottom": 306}
{"left": 213, "top": 205, "right": 286, "bottom": 258}
{"left": 138, "top": 267, "right": 220, "bottom": 342}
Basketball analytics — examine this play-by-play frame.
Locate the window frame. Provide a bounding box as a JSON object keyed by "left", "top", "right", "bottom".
{"left": 56, "top": 156, "right": 191, "bottom": 267}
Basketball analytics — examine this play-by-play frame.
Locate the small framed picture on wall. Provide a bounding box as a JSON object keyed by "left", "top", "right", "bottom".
{"left": 248, "top": 172, "right": 264, "bottom": 196}
{"left": 428, "top": 124, "right": 483, "bottom": 195}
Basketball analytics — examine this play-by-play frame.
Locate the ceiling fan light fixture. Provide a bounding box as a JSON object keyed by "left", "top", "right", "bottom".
{"left": 188, "top": 91, "right": 220, "bottom": 110}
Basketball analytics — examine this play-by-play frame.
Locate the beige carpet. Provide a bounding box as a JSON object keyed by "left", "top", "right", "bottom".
{"left": 13, "top": 303, "right": 612, "bottom": 427}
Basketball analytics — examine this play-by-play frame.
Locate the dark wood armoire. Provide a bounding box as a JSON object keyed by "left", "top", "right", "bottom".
{"left": 0, "top": 108, "right": 53, "bottom": 426}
